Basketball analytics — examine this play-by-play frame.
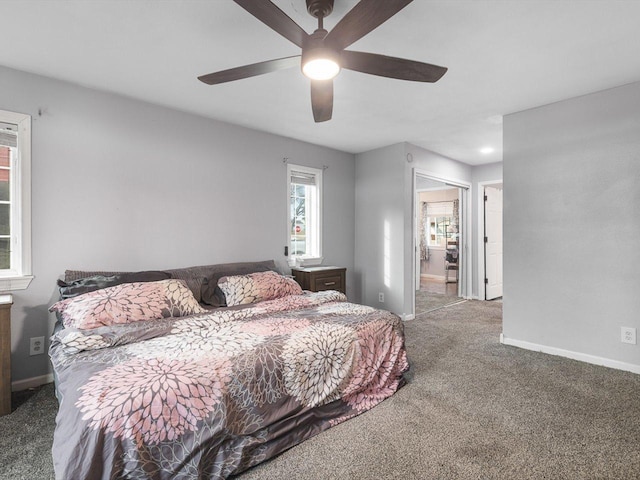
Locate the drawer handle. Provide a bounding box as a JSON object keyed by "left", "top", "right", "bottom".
{"left": 324, "top": 281, "right": 336, "bottom": 286}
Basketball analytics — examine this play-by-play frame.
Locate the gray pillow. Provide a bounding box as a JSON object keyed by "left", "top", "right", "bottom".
{"left": 58, "top": 271, "right": 172, "bottom": 299}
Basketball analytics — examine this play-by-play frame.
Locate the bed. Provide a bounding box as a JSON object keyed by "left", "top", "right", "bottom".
{"left": 48, "top": 261, "right": 409, "bottom": 479}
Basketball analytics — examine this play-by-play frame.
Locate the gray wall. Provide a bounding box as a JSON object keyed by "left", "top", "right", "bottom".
{"left": 354, "top": 143, "right": 405, "bottom": 314}
{"left": 0, "top": 65, "right": 356, "bottom": 384}
{"left": 503, "top": 81, "right": 640, "bottom": 371}
{"left": 355, "top": 142, "right": 473, "bottom": 318}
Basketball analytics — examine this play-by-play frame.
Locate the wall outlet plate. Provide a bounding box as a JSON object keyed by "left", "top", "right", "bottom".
{"left": 379, "top": 292, "right": 384, "bottom": 302}
{"left": 621, "top": 327, "right": 637, "bottom": 345}
{"left": 29, "top": 336, "right": 45, "bottom": 356}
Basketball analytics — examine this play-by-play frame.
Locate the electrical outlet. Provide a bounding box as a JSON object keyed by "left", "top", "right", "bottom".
{"left": 378, "top": 292, "right": 384, "bottom": 303}
{"left": 621, "top": 327, "right": 636, "bottom": 345}
{"left": 29, "top": 336, "right": 45, "bottom": 356}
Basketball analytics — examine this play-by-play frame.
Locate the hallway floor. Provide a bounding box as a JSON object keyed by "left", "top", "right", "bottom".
{"left": 419, "top": 276, "right": 459, "bottom": 296}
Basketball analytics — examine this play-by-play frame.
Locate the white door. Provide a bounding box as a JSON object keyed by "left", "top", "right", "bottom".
{"left": 484, "top": 186, "right": 503, "bottom": 300}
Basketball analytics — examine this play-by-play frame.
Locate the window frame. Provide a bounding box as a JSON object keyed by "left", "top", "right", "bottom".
{"left": 424, "top": 201, "right": 455, "bottom": 250}
{"left": 286, "top": 163, "right": 323, "bottom": 266}
{"left": 0, "top": 109, "right": 33, "bottom": 291}
{"left": 427, "top": 215, "right": 453, "bottom": 249}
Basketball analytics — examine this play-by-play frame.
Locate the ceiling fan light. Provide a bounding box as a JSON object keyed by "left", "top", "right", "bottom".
{"left": 301, "top": 43, "right": 341, "bottom": 80}
{"left": 302, "top": 58, "right": 340, "bottom": 80}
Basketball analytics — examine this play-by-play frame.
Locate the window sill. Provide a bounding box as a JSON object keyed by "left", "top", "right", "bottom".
{"left": 289, "top": 256, "right": 323, "bottom": 268}
{"left": 0, "top": 275, "right": 34, "bottom": 291}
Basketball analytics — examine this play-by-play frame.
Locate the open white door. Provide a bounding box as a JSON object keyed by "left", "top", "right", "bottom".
{"left": 484, "top": 186, "right": 503, "bottom": 300}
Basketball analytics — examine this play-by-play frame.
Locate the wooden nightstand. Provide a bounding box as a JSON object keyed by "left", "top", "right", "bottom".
{"left": 0, "top": 294, "right": 13, "bottom": 416}
{"left": 291, "top": 266, "right": 346, "bottom": 294}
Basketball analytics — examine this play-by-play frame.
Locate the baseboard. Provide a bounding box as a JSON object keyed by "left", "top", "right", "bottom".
{"left": 402, "top": 313, "right": 415, "bottom": 321}
{"left": 500, "top": 334, "right": 640, "bottom": 375}
{"left": 11, "top": 373, "right": 54, "bottom": 392}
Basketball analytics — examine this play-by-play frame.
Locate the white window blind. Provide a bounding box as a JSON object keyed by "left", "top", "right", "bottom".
{"left": 290, "top": 170, "right": 317, "bottom": 186}
{"left": 426, "top": 202, "right": 454, "bottom": 216}
{"left": 0, "top": 129, "right": 17, "bottom": 148}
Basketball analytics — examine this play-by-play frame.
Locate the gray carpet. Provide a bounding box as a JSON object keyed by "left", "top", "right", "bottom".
{"left": 0, "top": 384, "right": 56, "bottom": 480}
{"left": 2, "top": 301, "right": 639, "bottom": 479}
{"left": 415, "top": 290, "right": 463, "bottom": 315}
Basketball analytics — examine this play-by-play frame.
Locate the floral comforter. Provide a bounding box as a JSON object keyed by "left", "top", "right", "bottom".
{"left": 49, "top": 291, "right": 409, "bottom": 479}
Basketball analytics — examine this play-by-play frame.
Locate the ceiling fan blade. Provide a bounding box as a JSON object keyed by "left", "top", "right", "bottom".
{"left": 341, "top": 50, "right": 447, "bottom": 83}
{"left": 198, "top": 56, "right": 301, "bottom": 85}
{"left": 233, "top": 0, "right": 309, "bottom": 48}
{"left": 310, "top": 80, "right": 333, "bottom": 123}
{"left": 325, "top": 0, "right": 413, "bottom": 51}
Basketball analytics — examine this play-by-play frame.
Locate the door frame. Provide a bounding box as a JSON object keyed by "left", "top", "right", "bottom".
{"left": 412, "top": 169, "right": 472, "bottom": 315}
{"left": 477, "top": 179, "right": 503, "bottom": 300}
{"left": 414, "top": 184, "right": 457, "bottom": 290}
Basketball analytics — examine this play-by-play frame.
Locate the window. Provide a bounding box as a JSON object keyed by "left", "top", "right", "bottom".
{"left": 0, "top": 109, "right": 33, "bottom": 291}
{"left": 426, "top": 201, "right": 457, "bottom": 249}
{"left": 287, "top": 164, "right": 322, "bottom": 264}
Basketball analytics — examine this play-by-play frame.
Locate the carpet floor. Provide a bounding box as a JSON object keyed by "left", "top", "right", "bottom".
{"left": 1, "top": 300, "right": 639, "bottom": 479}
{"left": 415, "top": 290, "right": 464, "bottom": 315}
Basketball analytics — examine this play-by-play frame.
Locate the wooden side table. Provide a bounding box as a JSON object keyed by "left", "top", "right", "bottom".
{"left": 0, "top": 294, "right": 13, "bottom": 416}
{"left": 291, "top": 266, "right": 346, "bottom": 294}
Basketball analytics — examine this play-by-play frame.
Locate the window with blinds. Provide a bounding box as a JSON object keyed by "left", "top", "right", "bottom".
{"left": 426, "top": 201, "right": 455, "bottom": 248}
{"left": 0, "top": 110, "right": 33, "bottom": 291}
{"left": 0, "top": 124, "right": 16, "bottom": 270}
{"left": 287, "top": 164, "right": 322, "bottom": 263}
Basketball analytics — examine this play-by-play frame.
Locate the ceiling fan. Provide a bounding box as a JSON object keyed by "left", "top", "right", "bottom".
{"left": 198, "top": 0, "right": 447, "bottom": 122}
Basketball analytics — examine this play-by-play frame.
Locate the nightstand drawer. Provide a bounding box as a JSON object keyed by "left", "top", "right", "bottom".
{"left": 312, "top": 275, "right": 342, "bottom": 291}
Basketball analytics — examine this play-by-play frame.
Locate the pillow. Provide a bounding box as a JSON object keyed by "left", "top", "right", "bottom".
{"left": 49, "top": 279, "right": 205, "bottom": 330}
{"left": 52, "top": 271, "right": 174, "bottom": 335}
{"left": 200, "top": 262, "right": 276, "bottom": 307}
{"left": 218, "top": 271, "right": 303, "bottom": 307}
{"left": 65, "top": 269, "right": 126, "bottom": 283}
{"left": 165, "top": 273, "right": 206, "bottom": 303}
{"left": 57, "top": 271, "right": 172, "bottom": 299}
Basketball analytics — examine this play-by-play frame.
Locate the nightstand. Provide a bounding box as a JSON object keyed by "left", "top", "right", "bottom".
{"left": 0, "top": 294, "right": 13, "bottom": 416}
{"left": 291, "top": 266, "right": 346, "bottom": 294}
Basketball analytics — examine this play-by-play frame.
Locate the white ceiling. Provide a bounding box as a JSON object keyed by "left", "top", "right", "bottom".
{"left": 1, "top": 0, "right": 640, "bottom": 166}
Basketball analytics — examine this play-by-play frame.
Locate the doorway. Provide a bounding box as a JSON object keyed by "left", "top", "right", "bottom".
{"left": 414, "top": 172, "right": 470, "bottom": 316}
{"left": 484, "top": 185, "right": 503, "bottom": 300}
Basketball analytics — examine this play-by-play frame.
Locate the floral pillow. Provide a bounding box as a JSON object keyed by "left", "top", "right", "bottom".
{"left": 218, "top": 270, "right": 303, "bottom": 307}
{"left": 49, "top": 279, "right": 206, "bottom": 330}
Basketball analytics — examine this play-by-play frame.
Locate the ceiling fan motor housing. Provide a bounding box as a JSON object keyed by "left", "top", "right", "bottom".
{"left": 306, "top": 0, "right": 334, "bottom": 18}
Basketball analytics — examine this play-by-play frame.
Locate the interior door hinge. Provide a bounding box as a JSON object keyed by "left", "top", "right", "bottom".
{"left": 484, "top": 236, "right": 488, "bottom": 243}
{"left": 485, "top": 278, "right": 489, "bottom": 284}
{"left": 484, "top": 195, "right": 488, "bottom": 201}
